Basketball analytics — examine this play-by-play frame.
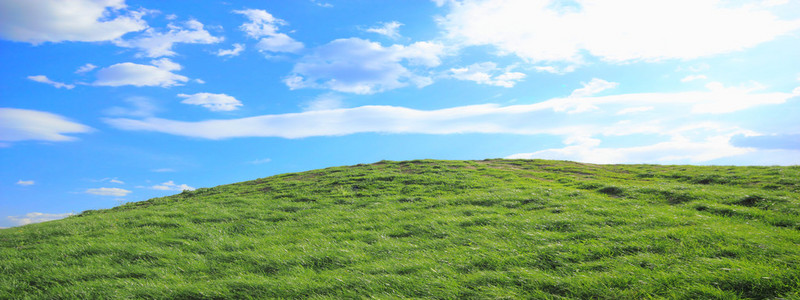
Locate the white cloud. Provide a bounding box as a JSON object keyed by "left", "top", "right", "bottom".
{"left": 507, "top": 135, "right": 754, "bottom": 164}
{"left": 366, "top": 21, "right": 404, "bottom": 39}
{"left": 93, "top": 58, "right": 188, "bottom": 87}
{"left": 217, "top": 43, "right": 245, "bottom": 57}
{"left": 449, "top": 62, "right": 525, "bottom": 87}
{"left": 110, "top": 179, "right": 125, "bottom": 184}
{"left": 6, "top": 212, "right": 73, "bottom": 226}
{"left": 114, "top": 19, "right": 223, "bottom": 57}
{"left": 178, "top": 93, "right": 243, "bottom": 112}
{"left": 16, "top": 180, "right": 34, "bottom": 186}
{"left": 681, "top": 75, "right": 708, "bottom": 82}
{"left": 151, "top": 181, "right": 195, "bottom": 191}
{"left": 234, "top": 9, "right": 304, "bottom": 54}
{"left": 151, "top": 168, "right": 175, "bottom": 172}
{"left": 286, "top": 38, "right": 445, "bottom": 94}
{"left": 438, "top": 0, "right": 800, "bottom": 64}
{"left": 0, "top": 108, "right": 92, "bottom": 143}
{"left": 0, "top": 0, "right": 146, "bottom": 44}
{"left": 27, "top": 75, "right": 74, "bottom": 89}
{"left": 85, "top": 187, "right": 131, "bottom": 197}
{"left": 75, "top": 63, "right": 97, "bottom": 74}
{"left": 302, "top": 93, "right": 344, "bottom": 111}
{"left": 570, "top": 78, "right": 619, "bottom": 97}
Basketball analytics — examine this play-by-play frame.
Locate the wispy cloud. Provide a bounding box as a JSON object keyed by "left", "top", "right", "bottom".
{"left": 507, "top": 135, "right": 755, "bottom": 164}
{"left": 92, "top": 178, "right": 125, "bottom": 184}
{"left": 533, "top": 65, "right": 578, "bottom": 75}
{"left": 114, "top": 19, "right": 223, "bottom": 57}
{"left": 570, "top": 78, "right": 619, "bottom": 98}
{"left": 75, "top": 63, "right": 97, "bottom": 74}
{"left": 151, "top": 168, "right": 175, "bottom": 173}
{"left": 0, "top": 108, "right": 92, "bottom": 143}
{"left": 104, "top": 83, "right": 796, "bottom": 139}
{"left": 366, "top": 21, "right": 403, "bottom": 39}
{"left": 85, "top": 187, "right": 131, "bottom": 197}
{"left": 16, "top": 180, "right": 34, "bottom": 186}
{"left": 448, "top": 62, "right": 525, "bottom": 87}
{"left": 27, "top": 75, "right": 74, "bottom": 89}
{"left": 216, "top": 43, "right": 245, "bottom": 57}
{"left": 178, "top": 93, "right": 243, "bottom": 111}
{"left": 310, "top": 0, "right": 333, "bottom": 8}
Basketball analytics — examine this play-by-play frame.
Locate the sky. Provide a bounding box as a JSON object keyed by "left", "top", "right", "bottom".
{"left": 1, "top": 0, "right": 799, "bottom": 228}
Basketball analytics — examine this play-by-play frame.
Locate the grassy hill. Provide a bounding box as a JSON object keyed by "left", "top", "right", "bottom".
{"left": 2, "top": 159, "right": 800, "bottom": 299}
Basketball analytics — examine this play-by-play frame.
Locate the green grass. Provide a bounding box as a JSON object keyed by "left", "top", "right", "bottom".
{"left": 2, "top": 159, "right": 800, "bottom": 299}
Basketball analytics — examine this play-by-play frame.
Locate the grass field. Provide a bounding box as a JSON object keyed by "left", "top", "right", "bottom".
{"left": 2, "top": 159, "right": 800, "bottom": 299}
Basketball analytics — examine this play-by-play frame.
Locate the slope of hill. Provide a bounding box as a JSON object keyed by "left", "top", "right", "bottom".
{"left": 2, "top": 159, "right": 800, "bottom": 299}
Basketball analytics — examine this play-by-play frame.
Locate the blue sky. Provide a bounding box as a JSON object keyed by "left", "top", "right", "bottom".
{"left": 1, "top": 0, "right": 799, "bottom": 227}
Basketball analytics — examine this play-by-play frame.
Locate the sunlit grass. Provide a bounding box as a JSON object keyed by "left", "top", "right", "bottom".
{"left": 2, "top": 159, "right": 799, "bottom": 298}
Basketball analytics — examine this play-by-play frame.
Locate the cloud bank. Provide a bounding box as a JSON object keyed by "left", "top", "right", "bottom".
{"left": 438, "top": 0, "right": 800, "bottom": 64}
{"left": 0, "top": 0, "right": 146, "bottom": 44}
